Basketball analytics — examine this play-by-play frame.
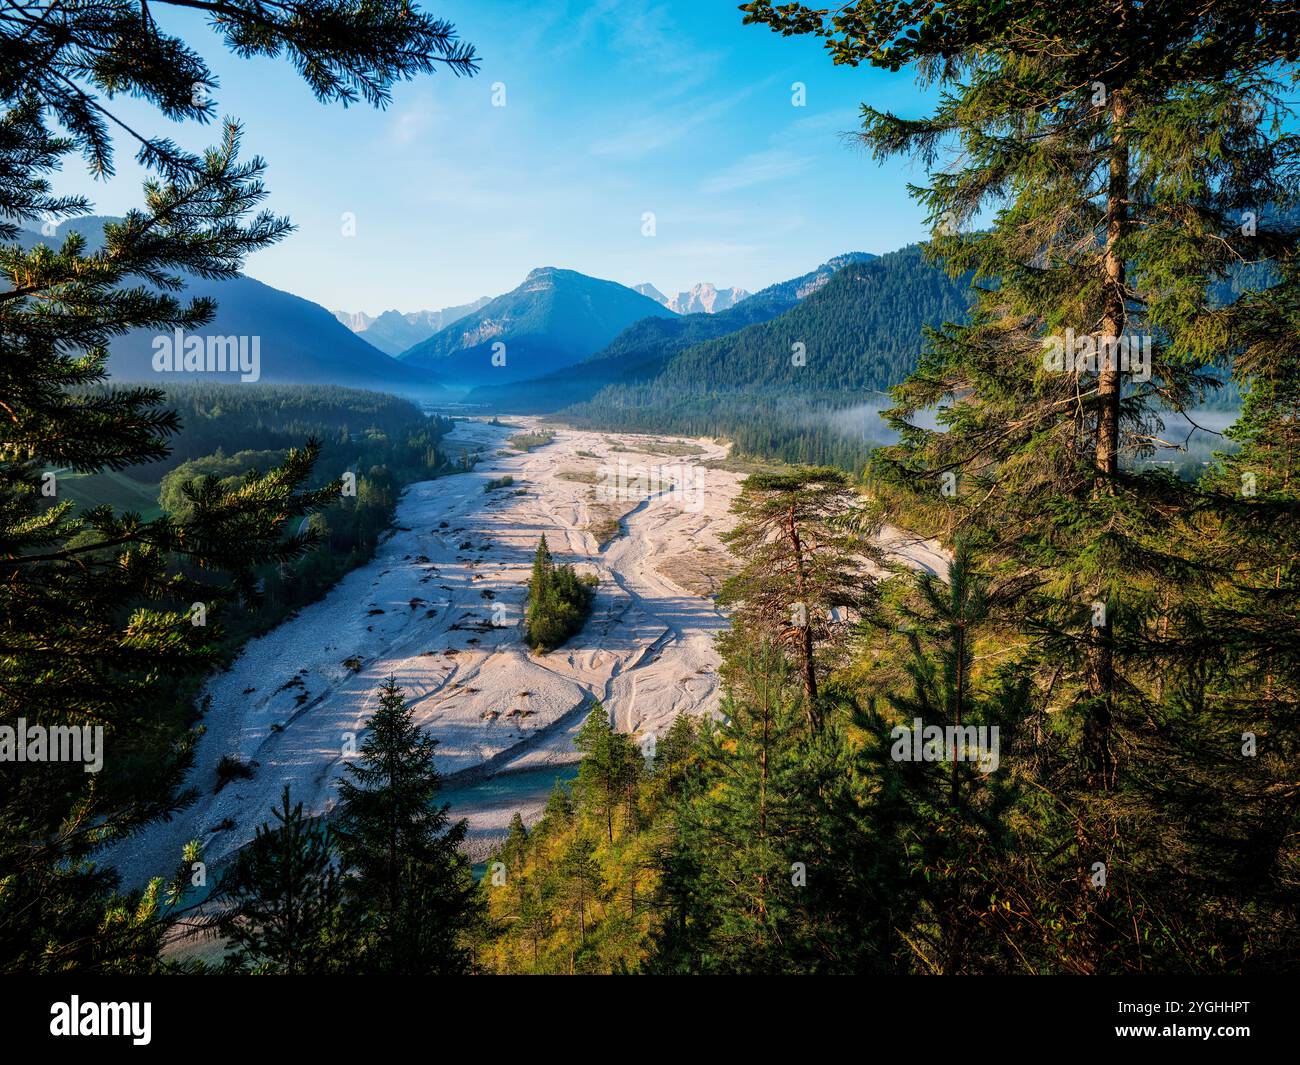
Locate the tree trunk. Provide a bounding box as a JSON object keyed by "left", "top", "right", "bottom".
{"left": 952, "top": 619, "right": 965, "bottom": 805}
{"left": 1085, "top": 86, "right": 1127, "bottom": 793}
{"left": 786, "top": 503, "right": 820, "bottom": 727}
{"left": 1094, "top": 88, "right": 1128, "bottom": 485}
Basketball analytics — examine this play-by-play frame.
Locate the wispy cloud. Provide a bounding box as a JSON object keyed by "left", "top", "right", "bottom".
{"left": 788, "top": 108, "right": 864, "bottom": 136}
{"left": 389, "top": 99, "right": 445, "bottom": 146}
{"left": 699, "top": 148, "right": 812, "bottom": 194}
{"left": 588, "top": 87, "right": 755, "bottom": 160}
{"left": 697, "top": 108, "right": 862, "bottom": 194}
{"left": 562, "top": 0, "right": 725, "bottom": 91}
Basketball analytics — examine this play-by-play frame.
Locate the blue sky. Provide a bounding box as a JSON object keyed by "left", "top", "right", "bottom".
{"left": 51, "top": 1, "right": 936, "bottom": 315}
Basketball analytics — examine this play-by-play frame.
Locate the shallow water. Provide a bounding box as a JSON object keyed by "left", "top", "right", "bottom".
{"left": 451, "top": 763, "right": 580, "bottom": 879}
{"left": 442, "top": 762, "right": 579, "bottom": 813}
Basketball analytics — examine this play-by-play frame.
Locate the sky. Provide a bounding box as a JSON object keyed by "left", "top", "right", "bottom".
{"left": 48, "top": 0, "right": 939, "bottom": 316}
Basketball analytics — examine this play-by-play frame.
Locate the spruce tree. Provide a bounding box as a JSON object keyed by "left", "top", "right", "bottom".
{"left": 661, "top": 642, "right": 814, "bottom": 973}
{"left": 743, "top": 0, "right": 1300, "bottom": 970}
{"left": 335, "top": 677, "right": 482, "bottom": 974}
{"left": 218, "top": 786, "right": 347, "bottom": 975}
{"left": 524, "top": 533, "right": 596, "bottom": 651}
{"left": 742, "top": 0, "right": 1300, "bottom": 783}
{"left": 1136, "top": 269, "right": 1300, "bottom": 969}
{"left": 531, "top": 533, "right": 555, "bottom": 599}
{"left": 864, "top": 549, "right": 1033, "bottom": 973}
{"left": 891, "top": 539, "right": 989, "bottom": 805}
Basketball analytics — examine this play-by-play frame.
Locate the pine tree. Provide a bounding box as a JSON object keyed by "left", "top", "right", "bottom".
{"left": 718, "top": 466, "right": 880, "bottom": 728}
{"left": 335, "top": 677, "right": 482, "bottom": 974}
{"left": 1, "top": 0, "right": 476, "bottom": 974}
{"left": 218, "top": 786, "right": 347, "bottom": 975}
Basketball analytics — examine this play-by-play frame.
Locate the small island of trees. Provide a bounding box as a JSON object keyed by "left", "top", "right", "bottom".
{"left": 525, "top": 535, "right": 597, "bottom": 653}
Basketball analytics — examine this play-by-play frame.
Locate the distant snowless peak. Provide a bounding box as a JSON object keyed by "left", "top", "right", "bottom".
{"left": 633, "top": 281, "right": 750, "bottom": 315}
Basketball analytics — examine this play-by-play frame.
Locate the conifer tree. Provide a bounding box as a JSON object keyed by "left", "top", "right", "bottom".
{"left": 651, "top": 712, "right": 699, "bottom": 798}
{"left": 1132, "top": 265, "right": 1300, "bottom": 969}
{"left": 524, "top": 533, "right": 596, "bottom": 651}
{"left": 741, "top": 0, "right": 1300, "bottom": 786}
{"left": 559, "top": 835, "right": 603, "bottom": 953}
{"left": 660, "top": 642, "right": 814, "bottom": 972}
{"left": 335, "top": 677, "right": 481, "bottom": 974}
{"left": 218, "top": 786, "right": 347, "bottom": 975}
{"left": 539, "top": 780, "right": 575, "bottom": 838}
{"left": 517, "top": 892, "right": 551, "bottom": 970}
{"left": 500, "top": 812, "right": 530, "bottom": 875}
{"left": 574, "top": 704, "right": 640, "bottom": 844}
{"left": 742, "top": 0, "right": 1300, "bottom": 971}
{"left": 864, "top": 549, "right": 1033, "bottom": 973}
{"left": 531, "top": 533, "right": 555, "bottom": 599}
{"left": 718, "top": 466, "right": 880, "bottom": 728}
{"left": 1, "top": 0, "right": 476, "bottom": 973}
{"left": 890, "top": 539, "right": 988, "bottom": 805}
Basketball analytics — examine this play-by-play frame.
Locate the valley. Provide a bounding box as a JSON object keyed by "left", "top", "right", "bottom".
{"left": 107, "top": 417, "right": 945, "bottom": 889}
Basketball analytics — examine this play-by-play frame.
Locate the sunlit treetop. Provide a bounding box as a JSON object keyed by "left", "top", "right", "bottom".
{"left": 740, "top": 1, "right": 1300, "bottom": 82}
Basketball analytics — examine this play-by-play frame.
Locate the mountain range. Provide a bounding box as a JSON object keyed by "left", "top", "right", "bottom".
{"left": 642, "top": 245, "right": 967, "bottom": 395}
{"left": 333, "top": 298, "right": 492, "bottom": 356}
{"left": 15, "top": 218, "right": 443, "bottom": 394}
{"left": 396, "top": 266, "right": 676, "bottom": 386}
{"left": 465, "top": 252, "right": 884, "bottom": 411}
{"left": 557, "top": 246, "right": 974, "bottom": 449}
{"left": 633, "top": 282, "right": 750, "bottom": 315}
{"left": 17, "top": 218, "right": 960, "bottom": 409}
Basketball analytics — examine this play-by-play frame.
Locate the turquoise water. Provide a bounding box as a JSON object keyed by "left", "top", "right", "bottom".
{"left": 449, "top": 763, "right": 580, "bottom": 881}
{"left": 165, "top": 765, "right": 580, "bottom": 909}
{"left": 442, "top": 763, "right": 578, "bottom": 810}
